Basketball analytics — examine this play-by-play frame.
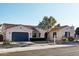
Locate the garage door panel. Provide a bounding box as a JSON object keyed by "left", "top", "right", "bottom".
{"left": 12, "top": 32, "right": 29, "bottom": 41}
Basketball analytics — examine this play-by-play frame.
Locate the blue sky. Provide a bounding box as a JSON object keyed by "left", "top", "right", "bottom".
{"left": 0, "top": 3, "right": 79, "bottom": 28}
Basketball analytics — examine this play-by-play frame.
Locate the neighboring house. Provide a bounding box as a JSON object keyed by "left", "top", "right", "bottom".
{"left": 48, "top": 25, "right": 75, "bottom": 42}
{"left": 0, "top": 23, "right": 47, "bottom": 41}
{"left": 0, "top": 23, "right": 75, "bottom": 42}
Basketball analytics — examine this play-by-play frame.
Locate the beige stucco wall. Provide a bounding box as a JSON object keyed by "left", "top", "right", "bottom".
{"left": 59, "top": 26, "right": 75, "bottom": 39}
{"left": 48, "top": 31, "right": 59, "bottom": 41}
{"left": 49, "top": 26, "right": 75, "bottom": 41}
{"left": 35, "top": 28, "right": 47, "bottom": 38}
{"left": 6, "top": 25, "right": 33, "bottom": 41}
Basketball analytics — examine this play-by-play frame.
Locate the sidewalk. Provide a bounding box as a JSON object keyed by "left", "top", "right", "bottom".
{"left": 0, "top": 44, "right": 75, "bottom": 54}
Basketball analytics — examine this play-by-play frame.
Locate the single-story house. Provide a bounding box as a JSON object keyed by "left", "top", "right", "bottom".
{"left": 0, "top": 23, "right": 75, "bottom": 42}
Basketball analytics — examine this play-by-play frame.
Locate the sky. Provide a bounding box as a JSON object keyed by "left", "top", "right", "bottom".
{"left": 0, "top": 3, "right": 79, "bottom": 28}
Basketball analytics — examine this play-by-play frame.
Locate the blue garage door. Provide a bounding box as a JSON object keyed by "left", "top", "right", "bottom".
{"left": 12, "top": 32, "right": 29, "bottom": 41}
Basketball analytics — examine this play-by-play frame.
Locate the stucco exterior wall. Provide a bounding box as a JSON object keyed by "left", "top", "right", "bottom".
{"left": 35, "top": 28, "right": 47, "bottom": 38}
{"left": 6, "top": 25, "right": 33, "bottom": 41}
{"left": 49, "top": 26, "right": 75, "bottom": 41}
{"left": 48, "top": 31, "right": 59, "bottom": 40}
{"left": 59, "top": 26, "right": 75, "bottom": 39}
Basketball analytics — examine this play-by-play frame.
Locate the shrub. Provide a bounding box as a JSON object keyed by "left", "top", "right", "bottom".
{"left": 68, "top": 37, "right": 74, "bottom": 42}
{"left": 30, "top": 38, "right": 46, "bottom": 41}
{"left": 61, "top": 38, "right": 69, "bottom": 44}
{"left": 3, "top": 40, "right": 11, "bottom": 45}
{"left": 62, "top": 38, "right": 66, "bottom": 42}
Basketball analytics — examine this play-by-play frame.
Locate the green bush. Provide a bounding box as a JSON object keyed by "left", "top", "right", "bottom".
{"left": 68, "top": 37, "right": 74, "bottom": 42}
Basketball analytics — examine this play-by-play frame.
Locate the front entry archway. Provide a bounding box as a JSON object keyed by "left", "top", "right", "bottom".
{"left": 44, "top": 32, "right": 48, "bottom": 39}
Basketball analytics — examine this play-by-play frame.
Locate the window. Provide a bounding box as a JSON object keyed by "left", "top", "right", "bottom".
{"left": 65, "top": 32, "right": 70, "bottom": 37}
{"left": 32, "top": 33, "right": 37, "bottom": 38}
{"left": 68, "top": 32, "right": 70, "bottom": 37}
{"left": 65, "top": 32, "right": 67, "bottom": 37}
{"left": 39, "top": 33, "right": 41, "bottom": 37}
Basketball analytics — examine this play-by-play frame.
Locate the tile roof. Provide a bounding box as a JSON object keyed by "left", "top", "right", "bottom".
{"left": 2, "top": 23, "right": 40, "bottom": 32}
{"left": 49, "top": 25, "right": 69, "bottom": 32}
{"left": 58, "top": 25, "right": 69, "bottom": 29}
